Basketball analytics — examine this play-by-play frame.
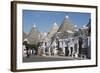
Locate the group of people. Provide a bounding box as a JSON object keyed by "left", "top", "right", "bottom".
{"left": 23, "top": 36, "right": 91, "bottom": 59}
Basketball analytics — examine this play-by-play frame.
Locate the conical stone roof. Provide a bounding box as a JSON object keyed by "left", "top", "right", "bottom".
{"left": 47, "top": 22, "right": 59, "bottom": 39}
{"left": 57, "top": 16, "right": 76, "bottom": 39}
{"left": 58, "top": 15, "right": 75, "bottom": 33}
{"left": 27, "top": 25, "right": 41, "bottom": 45}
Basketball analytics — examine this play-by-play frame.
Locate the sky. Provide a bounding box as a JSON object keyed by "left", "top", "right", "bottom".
{"left": 23, "top": 10, "right": 91, "bottom": 34}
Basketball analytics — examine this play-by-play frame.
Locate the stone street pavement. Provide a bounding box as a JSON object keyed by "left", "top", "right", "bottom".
{"left": 23, "top": 54, "right": 82, "bottom": 62}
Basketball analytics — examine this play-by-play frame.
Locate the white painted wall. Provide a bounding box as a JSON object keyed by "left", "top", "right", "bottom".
{"left": 0, "top": 0, "right": 99, "bottom": 73}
